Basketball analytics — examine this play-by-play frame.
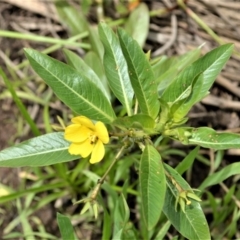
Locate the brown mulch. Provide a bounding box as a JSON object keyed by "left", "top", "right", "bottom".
{"left": 1, "top": 0, "right": 240, "bottom": 237}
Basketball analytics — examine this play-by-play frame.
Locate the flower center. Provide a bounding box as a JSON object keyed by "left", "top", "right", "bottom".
{"left": 89, "top": 133, "right": 98, "bottom": 144}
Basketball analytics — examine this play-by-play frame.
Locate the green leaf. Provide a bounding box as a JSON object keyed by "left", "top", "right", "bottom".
{"left": 84, "top": 51, "right": 111, "bottom": 99}
{"left": 112, "top": 114, "right": 155, "bottom": 130}
{"left": 163, "top": 127, "right": 193, "bottom": 145}
{"left": 124, "top": 3, "right": 149, "bottom": 47}
{"left": 171, "top": 72, "right": 203, "bottom": 122}
{"left": 98, "top": 23, "right": 134, "bottom": 116}
{"left": 117, "top": 28, "right": 160, "bottom": 119}
{"left": 113, "top": 194, "right": 130, "bottom": 237}
{"left": 140, "top": 145, "right": 166, "bottom": 230}
{"left": 82, "top": 170, "right": 118, "bottom": 204}
{"left": 57, "top": 213, "right": 77, "bottom": 240}
{"left": 114, "top": 156, "right": 135, "bottom": 184}
{"left": 55, "top": 0, "right": 87, "bottom": 35}
{"left": 63, "top": 49, "right": 109, "bottom": 100}
{"left": 24, "top": 48, "right": 116, "bottom": 123}
{"left": 113, "top": 192, "right": 138, "bottom": 240}
{"left": 155, "top": 221, "right": 171, "bottom": 240}
{"left": 163, "top": 164, "right": 210, "bottom": 240}
{"left": 87, "top": 25, "right": 104, "bottom": 59}
{"left": 162, "top": 44, "right": 233, "bottom": 110}
{"left": 112, "top": 229, "right": 123, "bottom": 240}
{"left": 189, "top": 127, "right": 240, "bottom": 150}
{"left": 199, "top": 162, "right": 240, "bottom": 191}
{"left": 102, "top": 209, "right": 112, "bottom": 240}
{"left": 155, "top": 48, "right": 201, "bottom": 93}
{"left": 175, "top": 146, "right": 199, "bottom": 175}
{"left": 0, "top": 182, "right": 66, "bottom": 204}
{"left": 0, "top": 132, "right": 77, "bottom": 167}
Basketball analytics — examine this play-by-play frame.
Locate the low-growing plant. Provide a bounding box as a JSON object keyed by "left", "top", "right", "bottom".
{"left": 0, "top": 22, "right": 239, "bottom": 239}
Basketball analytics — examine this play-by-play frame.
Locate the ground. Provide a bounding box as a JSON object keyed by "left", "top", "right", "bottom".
{"left": 1, "top": 0, "right": 240, "bottom": 238}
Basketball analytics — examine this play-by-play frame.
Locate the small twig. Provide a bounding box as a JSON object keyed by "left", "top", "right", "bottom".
{"left": 152, "top": 14, "right": 178, "bottom": 57}
{"left": 151, "top": 0, "right": 177, "bottom": 57}
{"left": 90, "top": 146, "right": 126, "bottom": 200}
{"left": 201, "top": 94, "right": 240, "bottom": 111}
{"left": 216, "top": 75, "right": 240, "bottom": 98}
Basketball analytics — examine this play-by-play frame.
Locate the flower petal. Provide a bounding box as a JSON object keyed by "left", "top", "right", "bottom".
{"left": 72, "top": 116, "right": 95, "bottom": 130}
{"left": 68, "top": 139, "right": 94, "bottom": 158}
{"left": 90, "top": 140, "right": 105, "bottom": 164}
{"left": 95, "top": 122, "right": 109, "bottom": 144}
{"left": 65, "top": 125, "right": 91, "bottom": 142}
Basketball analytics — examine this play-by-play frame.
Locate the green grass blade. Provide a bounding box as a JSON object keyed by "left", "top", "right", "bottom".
{"left": 199, "top": 162, "right": 240, "bottom": 191}
{"left": 0, "top": 67, "right": 41, "bottom": 136}
{"left": 0, "top": 30, "right": 90, "bottom": 49}
{"left": 0, "top": 181, "right": 66, "bottom": 204}
{"left": 57, "top": 213, "right": 77, "bottom": 240}
{"left": 176, "top": 146, "right": 199, "bottom": 175}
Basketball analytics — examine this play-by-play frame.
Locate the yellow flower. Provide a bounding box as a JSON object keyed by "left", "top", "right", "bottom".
{"left": 64, "top": 116, "right": 109, "bottom": 164}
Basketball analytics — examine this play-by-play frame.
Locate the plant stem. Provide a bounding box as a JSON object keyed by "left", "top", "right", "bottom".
{"left": 90, "top": 146, "right": 126, "bottom": 200}
{"left": 164, "top": 169, "right": 183, "bottom": 193}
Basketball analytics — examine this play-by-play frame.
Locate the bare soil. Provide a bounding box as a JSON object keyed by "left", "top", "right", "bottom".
{"left": 1, "top": 0, "right": 240, "bottom": 238}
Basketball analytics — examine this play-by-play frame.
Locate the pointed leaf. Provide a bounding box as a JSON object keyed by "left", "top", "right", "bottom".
{"left": 140, "top": 145, "right": 166, "bottom": 230}
{"left": 162, "top": 44, "right": 233, "bottom": 104}
{"left": 163, "top": 164, "right": 210, "bottom": 240}
{"left": 24, "top": 48, "right": 116, "bottom": 123}
{"left": 155, "top": 48, "right": 201, "bottom": 93}
{"left": 57, "top": 213, "right": 77, "bottom": 240}
{"left": 84, "top": 51, "right": 111, "bottom": 99}
{"left": 118, "top": 28, "right": 160, "bottom": 118}
{"left": 171, "top": 72, "right": 203, "bottom": 122}
{"left": 102, "top": 209, "right": 112, "bottom": 240}
{"left": 189, "top": 127, "right": 240, "bottom": 150}
{"left": 63, "top": 49, "right": 109, "bottom": 100}
{"left": 55, "top": 1, "right": 87, "bottom": 35}
{"left": 199, "top": 162, "right": 240, "bottom": 191}
{"left": 113, "top": 194, "right": 130, "bottom": 237}
{"left": 124, "top": 3, "right": 149, "bottom": 47}
{"left": 99, "top": 23, "right": 134, "bottom": 116}
{"left": 0, "top": 132, "right": 77, "bottom": 167}
{"left": 155, "top": 221, "right": 171, "bottom": 240}
{"left": 88, "top": 25, "right": 104, "bottom": 60}
{"left": 112, "top": 229, "right": 123, "bottom": 240}
{"left": 176, "top": 146, "right": 199, "bottom": 175}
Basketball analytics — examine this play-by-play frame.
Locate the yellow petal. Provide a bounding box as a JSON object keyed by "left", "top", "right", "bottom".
{"left": 65, "top": 125, "right": 91, "bottom": 142}
{"left": 90, "top": 140, "right": 105, "bottom": 164}
{"left": 72, "top": 116, "right": 95, "bottom": 130}
{"left": 71, "top": 116, "right": 83, "bottom": 124}
{"left": 95, "top": 122, "right": 109, "bottom": 144}
{"left": 68, "top": 139, "right": 94, "bottom": 157}
{"left": 68, "top": 143, "right": 83, "bottom": 155}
